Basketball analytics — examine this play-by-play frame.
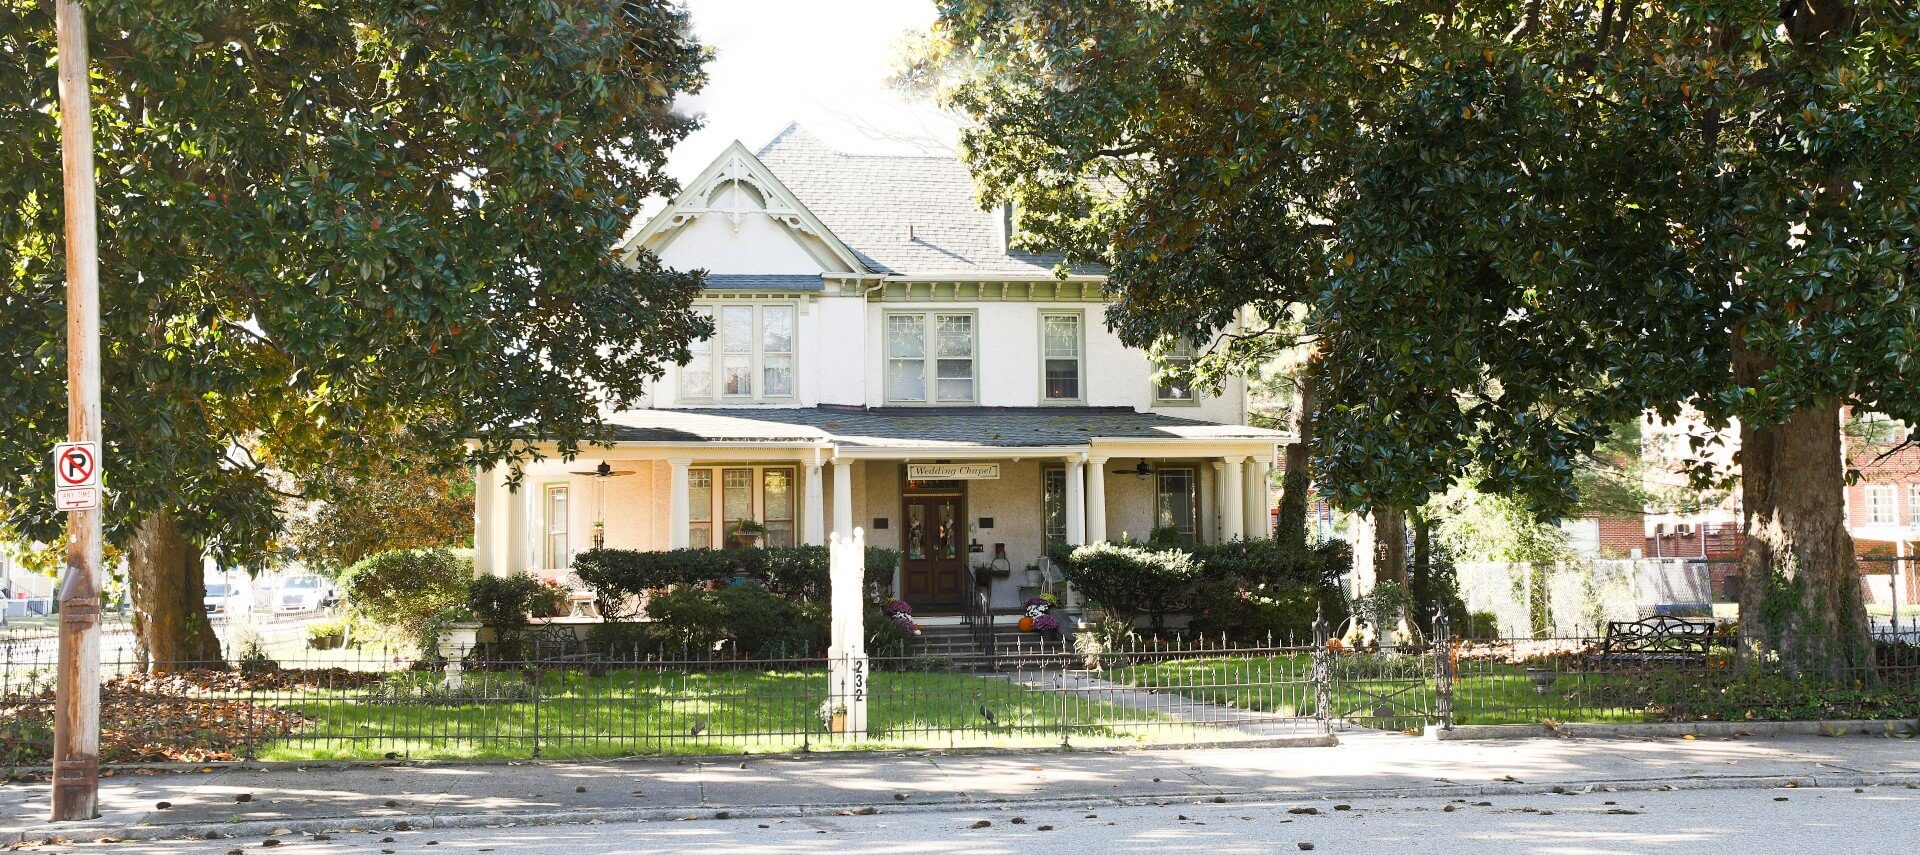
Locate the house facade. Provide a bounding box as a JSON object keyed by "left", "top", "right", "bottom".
{"left": 472, "top": 126, "right": 1291, "bottom": 613}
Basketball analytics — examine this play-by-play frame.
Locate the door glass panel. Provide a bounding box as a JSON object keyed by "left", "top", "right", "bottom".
{"left": 905, "top": 503, "right": 926, "bottom": 560}
{"left": 1156, "top": 468, "right": 1196, "bottom": 539}
{"left": 1043, "top": 467, "right": 1066, "bottom": 545}
{"left": 762, "top": 468, "right": 794, "bottom": 548}
{"left": 934, "top": 502, "right": 958, "bottom": 559}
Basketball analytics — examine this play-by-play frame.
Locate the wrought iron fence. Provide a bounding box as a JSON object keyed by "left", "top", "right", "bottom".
{"left": 2, "top": 617, "right": 1914, "bottom": 766}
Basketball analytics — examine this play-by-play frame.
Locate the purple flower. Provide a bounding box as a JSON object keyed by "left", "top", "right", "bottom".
{"left": 1021, "top": 597, "right": 1049, "bottom": 608}
{"left": 1032, "top": 614, "right": 1060, "bottom": 633}
{"left": 892, "top": 612, "right": 916, "bottom": 631}
{"left": 884, "top": 599, "right": 912, "bottom": 615}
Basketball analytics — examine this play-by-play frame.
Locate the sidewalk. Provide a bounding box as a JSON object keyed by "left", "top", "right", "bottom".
{"left": 3, "top": 730, "right": 1917, "bottom": 844}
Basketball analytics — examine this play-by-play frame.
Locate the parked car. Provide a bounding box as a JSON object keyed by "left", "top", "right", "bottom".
{"left": 203, "top": 582, "right": 234, "bottom": 614}
{"left": 273, "top": 576, "right": 331, "bottom": 614}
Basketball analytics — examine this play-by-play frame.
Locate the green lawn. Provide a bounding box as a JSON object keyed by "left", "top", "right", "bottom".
{"left": 255, "top": 667, "right": 1204, "bottom": 761}
{"left": 1110, "top": 654, "right": 1644, "bottom": 727}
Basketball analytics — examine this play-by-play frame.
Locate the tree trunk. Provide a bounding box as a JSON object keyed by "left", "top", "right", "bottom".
{"left": 1733, "top": 346, "right": 1872, "bottom": 678}
{"left": 1276, "top": 362, "right": 1318, "bottom": 550}
{"left": 1369, "top": 506, "right": 1411, "bottom": 649}
{"left": 127, "top": 510, "right": 224, "bottom": 671}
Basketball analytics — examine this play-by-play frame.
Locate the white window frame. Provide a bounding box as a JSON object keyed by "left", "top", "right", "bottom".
{"left": 678, "top": 302, "right": 799, "bottom": 404}
{"left": 1864, "top": 484, "right": 1897, "bottom": 525}
{"left": 1038, "top": 310, "right": 1085, "bottom": 404}
{"left": 884, "top": 310, "right": 979, "bottom": 406}
{"left": 1910, "top": 483, "right": 1920, "bottom": 526}
{"left": 1155, "top": 467, "right": 1199, "bottom": 541}
{"left": 1152, "top": 337, "right": 1201, "bottom": 407}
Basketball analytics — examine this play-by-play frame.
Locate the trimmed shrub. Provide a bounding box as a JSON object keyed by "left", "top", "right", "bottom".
{"left": 1061, "top": 542, "right": 1200, "bottom": 630}
{"left": 643, "top": 582, "right": 824, "bottom": 658}
{"left": 572, "top": 546, "right": 901, "bottom": 619}
{"left": 466, "top": 572, "right": 569, "bottom": 630}
{"left": 344, "top": 548, "right": 472, "bottom": 649}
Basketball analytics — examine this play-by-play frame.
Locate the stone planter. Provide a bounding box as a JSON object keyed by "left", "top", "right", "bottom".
{"left": 437, "top": 622, "right": 482, "bottom": 690}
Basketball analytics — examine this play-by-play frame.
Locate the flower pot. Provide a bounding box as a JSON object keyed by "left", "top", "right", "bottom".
{"left": 438, "top": 622, "right": 481, "bottom": 660}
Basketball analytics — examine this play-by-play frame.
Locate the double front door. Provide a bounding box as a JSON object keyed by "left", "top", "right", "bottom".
{"left": 901, "top": 494, "right": 965, "bottom": 611}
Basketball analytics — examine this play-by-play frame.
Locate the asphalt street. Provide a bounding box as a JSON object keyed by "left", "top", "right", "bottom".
{"left": 16, "top": 780, "right": 1919, "bottom": 854}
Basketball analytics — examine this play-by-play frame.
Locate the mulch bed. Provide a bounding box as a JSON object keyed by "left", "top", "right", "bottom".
{"left": 0, "top": 667, "right": 393, "bottom": 764}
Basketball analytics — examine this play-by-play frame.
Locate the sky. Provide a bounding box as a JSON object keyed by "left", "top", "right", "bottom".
{"left": 664, "top": 0, "right": 959, "bottom": 184}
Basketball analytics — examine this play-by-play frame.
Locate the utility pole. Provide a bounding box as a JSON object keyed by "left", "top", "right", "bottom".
{"left": 52, "top": 0, "right": 103, "bottom": 822}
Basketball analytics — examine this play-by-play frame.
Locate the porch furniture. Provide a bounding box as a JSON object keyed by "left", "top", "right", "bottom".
{"left": 530, "top": 623, "right": 606, "bottom": 671}
{"left": 1582, "top": 617, "right": 1725, "bottom": 669}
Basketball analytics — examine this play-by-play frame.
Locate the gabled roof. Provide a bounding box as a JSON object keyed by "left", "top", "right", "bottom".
{"left": 755, "top": 124, "right": 1101, "bottom": 278}
{"left": 620, "top": 139, "right": 867, "bottom": 274}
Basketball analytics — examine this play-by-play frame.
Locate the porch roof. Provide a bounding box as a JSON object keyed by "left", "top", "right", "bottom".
{"left": 599, "top": 406, "right": 1290, "bottom": 450}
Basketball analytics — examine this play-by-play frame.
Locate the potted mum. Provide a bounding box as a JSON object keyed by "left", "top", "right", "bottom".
{"left": 882, "top": 599, "right": 921, "bottom": 635}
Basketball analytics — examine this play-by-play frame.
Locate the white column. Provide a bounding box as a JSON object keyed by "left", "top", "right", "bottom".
{"left": 1085, "top": 455, "right": 1108, "bottom": 543}
{"left": 804, "top": 458, "right": 826, "bottom": 546}
{"left": 1221, "top": 455, "right": 1247, "bottom": 542}
{"left": 1243, "top": 457, "right": 1268, "bottom": 540}
{"left": 668, "top": 457, "right": 691, "bottom": 549}
{"left": 505, "top": 476, "right": 529, "bottom": 573}
{"left": 473, "top": 465, "right": 496, "bottom": 576}
{"left": 832, "top": 459, "right": 854, "bottom": 539}
{"left": 1065, "top": 456, "right": 1086, "bottom": 545}
{"left": 1211, "top": 460, "right": 1228, "bottom": 544}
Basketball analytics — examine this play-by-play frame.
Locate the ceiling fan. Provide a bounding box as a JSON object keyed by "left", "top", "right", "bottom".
{"left": 1112, "top": 459, "right": 1154, "bottom": 480}
{"left": 568, "top": 460, "right": 636, "bottom": 478}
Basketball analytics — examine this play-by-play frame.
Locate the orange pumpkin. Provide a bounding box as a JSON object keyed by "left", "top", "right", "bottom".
{"left": 1018, "top": 616, "right": 1035, "bottom": 632}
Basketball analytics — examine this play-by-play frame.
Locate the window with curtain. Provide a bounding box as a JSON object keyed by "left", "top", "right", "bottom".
{"left": 1155, "top": 468, "right": 1197, "bottom": 540}
{"left": 762, "top": 468, "right": 795, "bottom": 547}
{"left": 678, "top": 303, "right": 798, "bottom": 402}
{"left": 1041, "top": 312, "right": 1082, "bottom": 401}
{"left": 886, "top": 312, "right": 976, "bottom": 404}
{"left": 688, "top": 470, "right": 712, "bottom": 547}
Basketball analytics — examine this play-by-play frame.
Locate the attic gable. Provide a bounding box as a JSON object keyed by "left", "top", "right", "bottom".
{"left": 622, "top": 141, "right": 866, "bottom": 276}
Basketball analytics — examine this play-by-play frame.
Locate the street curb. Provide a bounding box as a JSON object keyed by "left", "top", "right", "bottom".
{"left": 9, "top": 767, "right": 1919, "bottom": 845}
{"left": 1426, "top": 718, "right": 1920, "bottom": 741}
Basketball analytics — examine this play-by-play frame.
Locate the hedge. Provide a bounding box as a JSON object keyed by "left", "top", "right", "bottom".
{"left": 1063, "top": 538, "right": 1352, "bottom": 639}
{"left": 571, "top": 546, "right": 900, "bottom": 620}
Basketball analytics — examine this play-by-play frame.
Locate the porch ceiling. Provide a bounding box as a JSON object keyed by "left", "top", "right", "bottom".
{"left": 596, "top": 406, "right": 1291, "bottom": 453}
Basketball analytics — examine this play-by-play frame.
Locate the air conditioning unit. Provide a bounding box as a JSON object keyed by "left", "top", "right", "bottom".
{"left": 1653, "top": 523, "right": 1666, "bottom": 537}
{"left": 1674, "top": 523, "right": 1693, "bottom": 536}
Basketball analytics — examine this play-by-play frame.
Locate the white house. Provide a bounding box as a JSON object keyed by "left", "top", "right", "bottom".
{"left": 473, "top": 125, "right": 1292, "bottom": 613}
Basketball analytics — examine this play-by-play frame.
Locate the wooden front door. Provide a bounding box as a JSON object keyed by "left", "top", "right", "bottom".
{"left": 901, "top": 494, "right": 966, "bottom": 611}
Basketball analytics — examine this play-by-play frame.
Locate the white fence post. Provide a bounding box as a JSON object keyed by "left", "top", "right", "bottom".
{"left": 827, "top": 527, "right": 869, "bottom": 739}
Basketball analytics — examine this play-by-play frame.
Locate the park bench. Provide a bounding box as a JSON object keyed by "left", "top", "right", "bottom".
{"left": 1582, "top": 617, "right": 1725, "bottom": 669}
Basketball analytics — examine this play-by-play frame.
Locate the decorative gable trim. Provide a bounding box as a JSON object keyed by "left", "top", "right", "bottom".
{"left": 619, "top": 141, "right": 867, "bottom": 274}
{"left": 868, "top": 279, "right": 1110, "bottom": 303}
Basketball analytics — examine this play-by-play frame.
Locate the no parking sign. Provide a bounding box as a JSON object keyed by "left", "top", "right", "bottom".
{"left": 52, "top": 441, "right": 99, "bottom": 511}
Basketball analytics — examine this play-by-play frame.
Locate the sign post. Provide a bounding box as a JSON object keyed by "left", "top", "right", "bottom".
{"left": 52, "top": 0, "right": 104, "bottom": 822}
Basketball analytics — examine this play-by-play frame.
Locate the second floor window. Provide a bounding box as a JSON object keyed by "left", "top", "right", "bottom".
{"left": 681, "top": 304, "right": 796, "bottom": 402}
{"left": 1864, "top": 484, "right": 1897, "bottom": 525}
{"left": 1154, "top": 337, "right": 1198, "bottom": 405}
{"left": 887, "top": 311, "right": 976, "bottom": 404}
{"left": 1040, "top": 312, "right": 1083, "bottom": 401}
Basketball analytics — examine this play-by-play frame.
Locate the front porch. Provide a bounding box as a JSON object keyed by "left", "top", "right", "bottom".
{"left": 474, "top": 407, "right": 1293, "bottom": 615}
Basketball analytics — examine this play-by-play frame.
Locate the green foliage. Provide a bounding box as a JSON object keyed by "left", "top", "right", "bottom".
{"left": 642, "top": 584, "right": 824, "bottom": 658}
{"left": 1434, "top": 487, "right": 1574, "bottom": 564}
{"left": 929, "top": 1, "right": 1920, "bottom": 661}
{"left": 1061, "top": 542, "right": 1201, "bottom": 630}
{"left": 286, "top": 452, "right": 475, "bottom": 577}
{"left": 305, "top": 615, "right": 354, "bottom": 650}
{"left": 466, "top": 572, "right": 563, "bottom": 631}
{"left": 572, "top": 546, "right": 901, "bottom": 620}
{"left": 343, "top": 548, "right": 472, "bottom": 649}
{"left": 0, "top": 1, "right": 711, "bottom": 576}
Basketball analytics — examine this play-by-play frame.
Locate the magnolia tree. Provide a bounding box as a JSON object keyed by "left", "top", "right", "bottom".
{"left": 931, "top": 0, "right": 1920, "bottom": 672}
{"left": 0, "top": 0, "right": 711, "bottom": 667}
